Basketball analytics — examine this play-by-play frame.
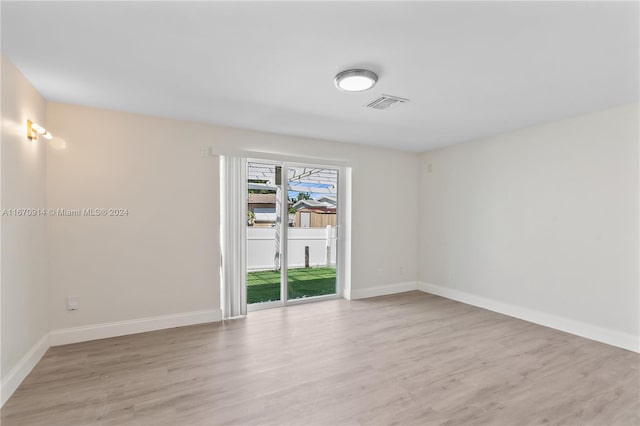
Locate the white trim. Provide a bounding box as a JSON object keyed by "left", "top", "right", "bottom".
{"left": 280, "top": 162, "right": 289, "bottom": 306}
{"left": 1, "top": 333, "right": 49, "bottom": 407}
{"left": 247, "top": 300, "right": 282, "bottom": 312}
{"left": 338, "top": 167, "right": 352, "bottom": 300}
{"left": 284, "top": 293, "right": 341, "bottom": 306}
{"left": 243, "top": 158, "right": 350, "bottom": 313}
{"left": 2, "top": 310, "right": 223, "bottom": 406}
{"left": 417, "top": 282, "right": 639, "bottom": 353}
{"left": 349, "top": 281, "right": 418, "bottom": 300}
{"left": 49, "top": 309, "right": 222, "bottom": 347}
{"left": 218, "top": 149, "right": 352, "bottom": 167}
{"left": 248, "top": 294, "right": 342, "bottom": 312}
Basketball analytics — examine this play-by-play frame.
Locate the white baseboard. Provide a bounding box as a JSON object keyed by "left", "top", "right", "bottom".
{"left": 349, "top": 281, "right": 418, "bottom": 300}
{"left": 1, "top": 333, "right": 50, "bottom": 407}
{"left": 49, "top": 309, "right": 222, "bottom": 347}
{"left": 417, "top": 282, "right": 639, "bottom": 353}
{"left": 2, "top": 309, "right": 222, "bottom": 407}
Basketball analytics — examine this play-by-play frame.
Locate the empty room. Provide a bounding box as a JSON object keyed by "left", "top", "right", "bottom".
{"left": 0, "top": 1, "right": 638, "bottom": 425}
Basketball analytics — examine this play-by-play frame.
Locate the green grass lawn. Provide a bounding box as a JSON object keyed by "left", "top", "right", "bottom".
{"left": 247, "top": 267, "right": 336, "bottom": 304}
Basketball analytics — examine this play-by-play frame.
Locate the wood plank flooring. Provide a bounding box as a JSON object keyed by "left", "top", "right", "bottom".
{"left": 2, "top": 291, "right": 638, "bottom": 425}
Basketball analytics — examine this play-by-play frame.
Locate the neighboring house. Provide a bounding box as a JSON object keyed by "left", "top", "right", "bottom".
{"left": 291, "top": 199, "right": 335, "bottom": 211}
{"left": 248, "top": 193, "right": 277, "bottom": 226}
{"left": 291, "top": 199, "right": 336, "bottom": 228}
{"left": 316, "top": 196, "right": 337, "bottom": 206}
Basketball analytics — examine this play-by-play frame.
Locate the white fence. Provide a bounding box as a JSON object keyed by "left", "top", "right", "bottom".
{"left": 248, "top": 226, "right": 337, "bottom": 271}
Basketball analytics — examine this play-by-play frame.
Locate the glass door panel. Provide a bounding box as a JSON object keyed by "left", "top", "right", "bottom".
{"left": 286, "top": 166, "right": 338, "bottom": 300}
{"left": 246, "top": 161, "right": 282, "bottom": 305}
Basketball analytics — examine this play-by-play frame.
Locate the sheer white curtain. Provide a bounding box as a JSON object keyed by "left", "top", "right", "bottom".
{"left": 220, "top": 156, "right": 247, "bottom": 319}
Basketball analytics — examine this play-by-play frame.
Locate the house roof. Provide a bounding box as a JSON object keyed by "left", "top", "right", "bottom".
{"left": 317, "top": 196, "right": 337, "bottom": 205}
{"left": 292, "top": 199, "right": 336, "bottom": 211}
{"left": 248, "top": 193, "right": 276, "bottom": 204}
{"left": 298, "top": 208, "right": 336, "bottom": 215}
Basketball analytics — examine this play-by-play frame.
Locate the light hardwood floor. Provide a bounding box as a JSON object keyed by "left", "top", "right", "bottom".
{"left": 2, "top": 291, "right": 639, "bottom": 426}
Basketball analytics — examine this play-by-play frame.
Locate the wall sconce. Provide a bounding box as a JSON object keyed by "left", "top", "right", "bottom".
{"left": 27, "top": 120, "right": 52, "bottom": 141}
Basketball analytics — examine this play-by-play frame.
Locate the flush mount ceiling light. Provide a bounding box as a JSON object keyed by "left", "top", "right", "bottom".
{"left": 334, "top": 69, "right": 378, "bottom": 92}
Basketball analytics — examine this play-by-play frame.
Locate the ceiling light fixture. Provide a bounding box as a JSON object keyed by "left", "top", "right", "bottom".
{"left": 334, "top": 69, "right": 378, "bottom": 92}
{"left": 27, "top": 120, "right": 52, "bottom": 141}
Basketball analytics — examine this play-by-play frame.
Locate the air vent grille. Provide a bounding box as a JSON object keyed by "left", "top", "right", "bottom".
{"left": 365, "top": 95, "right": 410, "bottom": 111}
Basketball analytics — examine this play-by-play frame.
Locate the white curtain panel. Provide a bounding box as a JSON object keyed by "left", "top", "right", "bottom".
{"left": 220, "top": 156, "right": 247, "bottom": 319}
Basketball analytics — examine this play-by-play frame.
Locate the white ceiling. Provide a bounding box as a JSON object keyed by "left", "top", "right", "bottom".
{"left": 2, "top": 1, "right": 638, "bottom": 152}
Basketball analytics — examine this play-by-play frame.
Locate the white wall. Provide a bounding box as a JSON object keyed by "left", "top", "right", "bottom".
{"left": 46, "top": 104, "right": 221, "bottom": 329}
{"left": 46, "top": 102, "right": 419, "bottom": 331}
{"left": 418, "top": 104, "right": 639, "bottom": 349}
{"left": 0, "top": 56, "right": 49, "bottom": 402}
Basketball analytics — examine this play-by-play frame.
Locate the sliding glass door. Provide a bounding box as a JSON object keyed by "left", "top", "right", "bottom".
{"left": 246, "top": 160, "right": 339, "bottom": 309}
{"left": 286, "top": 165, "right": 338, "bottom": 301}
{"left": 246, "top": 161, "right": 282, "bottom": 305}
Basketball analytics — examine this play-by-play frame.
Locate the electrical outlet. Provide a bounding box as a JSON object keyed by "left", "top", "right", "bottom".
{"left": 67, "top": 296, "right": 80, "bottom": 311}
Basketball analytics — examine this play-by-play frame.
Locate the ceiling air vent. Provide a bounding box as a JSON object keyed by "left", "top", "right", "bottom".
{"left": 365, "top": 94, "right": 410, "bottom": 111}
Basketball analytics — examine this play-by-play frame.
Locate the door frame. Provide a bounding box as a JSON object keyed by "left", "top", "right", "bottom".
{"left": 247, "top": 157, "right": 344, "bottom": 311}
